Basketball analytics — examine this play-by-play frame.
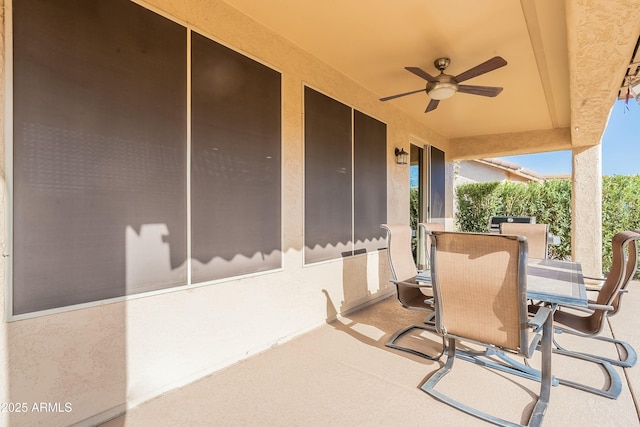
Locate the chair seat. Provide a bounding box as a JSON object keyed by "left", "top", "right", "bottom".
{"left": 528, "top": 304, "right": 599, "bottom": 335}
{"left": 403, "top": 290, "right": 433, "bottom": 310}
{"left": 552, "top": 308, "right": 600, "bottom": 335}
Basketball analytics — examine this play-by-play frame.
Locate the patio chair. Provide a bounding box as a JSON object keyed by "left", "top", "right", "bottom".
{"left": 584, "top": 228, "right": 639, "bottom": 318}
{"left": 500, "top": 222, "right": 550, "bottom": 259}
{"left": 548, "top": 230, "right": 640, "bottom": 370}
{"left": 417, "top": 222, "right": 444, "bottom": 271}
{"left": 380, "top": 224, "right": 444, "bottom": 361}
{"left": 421, "top": 231, "right": 553, "bottom": 427}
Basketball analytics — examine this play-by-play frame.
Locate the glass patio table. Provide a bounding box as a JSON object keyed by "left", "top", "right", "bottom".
{"left": 418, "top": 257, "right": 588, "bottom": 308}
{"left": 526, "top": 258, "right": 588, "bottom": 307}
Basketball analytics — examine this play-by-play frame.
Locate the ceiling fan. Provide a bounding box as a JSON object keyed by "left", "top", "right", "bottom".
{"left": 380, "top": 56, "right": 507, "bottom": 113}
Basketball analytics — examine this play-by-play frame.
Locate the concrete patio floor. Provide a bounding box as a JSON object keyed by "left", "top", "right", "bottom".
{"left": 101, "top": 281, "right": 640, "bottom": 426}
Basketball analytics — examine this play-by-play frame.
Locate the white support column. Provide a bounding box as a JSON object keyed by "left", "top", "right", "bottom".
{"left": 571, "top": 145, "right": 602, "bottom": 277}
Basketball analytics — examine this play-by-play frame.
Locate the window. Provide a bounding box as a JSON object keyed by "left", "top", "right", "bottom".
{"left": 304, "top": 87, "right": 387, "bottom": 264}
{"left": 190, "top": 32, "right": 282, "bottom": 282}
{"left": 10, "top": 0, "right": 282, "bottom": 316}
{"left": 353, "top": 111, "right": 387, "bottom": 254}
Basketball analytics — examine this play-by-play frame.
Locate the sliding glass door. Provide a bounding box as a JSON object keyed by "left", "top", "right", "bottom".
{"left": 410, "top": 143, "right": 445, "bottom": 269}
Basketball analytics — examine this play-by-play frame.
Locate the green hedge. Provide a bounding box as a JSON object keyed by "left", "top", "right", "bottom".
{"left": 453, "top": 176, "right": 640, "bottom": 274}
{"left": 602, "top": 175, "right": 640, "bottom": 273}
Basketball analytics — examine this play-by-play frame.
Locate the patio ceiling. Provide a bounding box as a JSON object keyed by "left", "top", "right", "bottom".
{"left": 221, "top": 0, "right": 640, "bottom": 157}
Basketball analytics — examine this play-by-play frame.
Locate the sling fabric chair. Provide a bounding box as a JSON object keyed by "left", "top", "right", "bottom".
{"left": 380, "top": 224, "right": 444, "bottom": 361}
{"left": 585, "top": 229, "right": 639, "bottom": 318}
{"left": 500, "top": 222, "right": 550, "bottom": 259}
{"left": 548, "top": 230, "right": 640, "bottom": 370}
{"left": 417, "top": 222, "right": 444, "bottom": 273}
{"left": 421, "top": 231, "right": 553, "bottom": 427}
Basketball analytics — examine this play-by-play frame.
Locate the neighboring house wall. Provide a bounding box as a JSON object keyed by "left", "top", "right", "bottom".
{"left": 0, "top": 1, "right": 453, "bottom": 425}
{"left": 455, "top": 159, "right": 544, "bottom": 187}
{"left": 455, "top": 160, "right": 511, "bottom": 186}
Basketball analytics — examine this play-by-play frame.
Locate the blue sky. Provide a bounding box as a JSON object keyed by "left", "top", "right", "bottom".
{"left": 499, "top": 99, "right": 640, "bottom": 176}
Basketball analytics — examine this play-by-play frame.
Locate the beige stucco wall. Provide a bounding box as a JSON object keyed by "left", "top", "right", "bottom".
{"left": 0, "top": 2, "right": 8, "bottom": 426}
{"left": 448, "top": 128, "right": 572, "bottom": 161}
{"left": 0, "top": 0, "right": 453, "bottom": 425}
{"left": 572, "top": 145, "right": 603, "bottom": 276}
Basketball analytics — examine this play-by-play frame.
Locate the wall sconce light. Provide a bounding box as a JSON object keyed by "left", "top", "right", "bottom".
{"left": 395, "top": 147, "right": 408, "bottom": 165}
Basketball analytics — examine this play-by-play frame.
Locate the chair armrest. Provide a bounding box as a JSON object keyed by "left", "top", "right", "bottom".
{"left": 569, "top": 304, "right": 595, "bottom": 314}
{"left": 571, "top": 289, "right": 629, "bottom": 313}
{"left": 585, "top": 285, "right": 602, "bottom": 292}
{"left": 586, "top": 302, "right": 614, "bottom": 311}
{"left": 528, "top": 306, "right": 552, "bottom": 331}
{"left": 583, "top": 276, "right": 606, "bottom": 287}
{"left": 527, "top": 306, "right": 552, "bottom": 356}
{"left": 390, "top": 279, "right": 432, "bottom": 289}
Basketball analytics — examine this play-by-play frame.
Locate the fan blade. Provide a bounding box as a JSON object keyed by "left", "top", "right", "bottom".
{"left": 425, "top": 99, "right": 439, "bottom": 113}
{"left": 454, "top": 56, "right": 507, "bottom": 83}
{"left": 379, "top": 88, "right": 425, "bottom": 102}
{"left": 457, "top": 85, "right": 503, "bottom": 97}
{"left": 405, "top": 67, "right": 437, "bottom": 83}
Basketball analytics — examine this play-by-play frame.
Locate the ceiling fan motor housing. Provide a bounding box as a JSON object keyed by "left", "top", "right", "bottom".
{"left": 434, "top": 57, "right": 451, "bottom": 71}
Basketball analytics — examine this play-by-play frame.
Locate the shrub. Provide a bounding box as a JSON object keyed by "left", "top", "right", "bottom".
{"left": 602, "top": 175, "right": 640, "bottom": 273}
{"left": 455, "top": 180, "right": 571, "bottom": 260}
{"left": 455, "top": 176, "right": 640, "bottom": 275}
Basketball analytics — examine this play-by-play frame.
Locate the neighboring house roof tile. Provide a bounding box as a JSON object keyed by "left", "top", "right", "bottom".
{"left": 473, "top": 158, "right": 546, "bottom": 182}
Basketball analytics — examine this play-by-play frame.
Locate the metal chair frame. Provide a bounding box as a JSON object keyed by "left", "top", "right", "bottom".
{"left": 554, "top": 230, "right": 640, "bottom": 372}
{"left": 420, "top": 231, "right": 553, "bottom": 427}
{"left": 380, "top": 224, "right": 445, "bottom": 361}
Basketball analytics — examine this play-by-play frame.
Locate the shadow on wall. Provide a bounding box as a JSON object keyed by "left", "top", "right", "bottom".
{"left": 340, "top": 252, "right": 376, "bottom": 314}
{"left": 319, "top": 235, "right": 444, "bottom": 364}
{"left": 6, "top": 218, "right": 286, "bottom": 426}
{"left": 6, "top": 0, "right": 284, "bottom": 424}
{"left": 321, "top": 242, "right": 392, "bottom": 318}
{"left": 304, "top": 235, "right": 387, "bottom": 265}
{"left": 125, "top": 224, "right": 282, "bottom": 293}
{"left": 126, "top": 224, "right": 185, "bottom": 294}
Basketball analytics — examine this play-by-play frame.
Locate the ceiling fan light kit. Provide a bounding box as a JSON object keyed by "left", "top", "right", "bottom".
{"left": 426, "top": 58, "right": 458, "bottom": 100}
{"left": 380, "top": 56, "right": 507, "bottom": 112}
{"left": 427, "top": 77, "right": 458, "bottom": 100}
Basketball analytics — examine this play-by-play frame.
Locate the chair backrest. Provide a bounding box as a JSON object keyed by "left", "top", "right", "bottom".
{"left": 609, "top": 230, "right": 640, "bottom": 316}
{"left": 429, "top": 231, "right": 529, "bottom": 355}
{"left": 381, "top": 224, "right": 432, "bottom": 310}
{"left": 380, "top": 224, "right": 417, "bottom": 282}
{"left": 632, "top": 229, "right": 640, "bottom": 281}
{"left": 500, "top": 222, "right": 549, "bottom": 259}
{"left": 418, "top": 222, "right": 444, "bottom": 269}
{"left": 588, "top": 230, "right": 640, "bottom": 331}
{"left": 419, "top": 222, "right": 445, "bottom": 232}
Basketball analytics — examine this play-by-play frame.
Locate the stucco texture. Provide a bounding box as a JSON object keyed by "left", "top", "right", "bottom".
{"left": 0, "top": 0, "right": 450, "bottom": 425}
